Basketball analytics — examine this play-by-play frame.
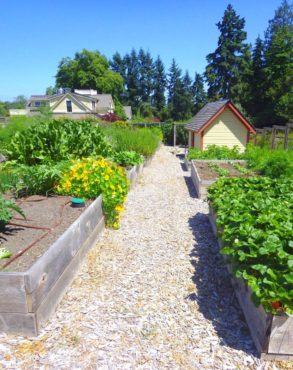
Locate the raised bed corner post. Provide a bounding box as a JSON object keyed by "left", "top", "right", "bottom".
{"left": 173, "top": 123, "right": 176, "bottom": 147}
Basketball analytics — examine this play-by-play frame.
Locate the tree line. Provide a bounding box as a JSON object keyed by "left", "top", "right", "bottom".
{"left": 52, "top": 1, "right": 292, "bottom": 126}
{"left": 1, "top": 1, "right": 291, "bottom": 127}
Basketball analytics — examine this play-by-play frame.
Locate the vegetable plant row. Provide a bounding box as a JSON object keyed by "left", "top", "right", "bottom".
{"left": 0, "top": 118, "right": 161, "bottom": 229}
{"left": 208, "top": 176, "right": 293, "bottom": 315}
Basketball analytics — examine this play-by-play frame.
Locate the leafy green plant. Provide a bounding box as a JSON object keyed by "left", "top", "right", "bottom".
{"left": 208, "top": 177, "right": 293, "bottom": 315}
{"left": 0, "top": 116, "right": 32, "bottom": 149}
{"left": 0, "top": 248, "right": 12, "bottom": 259}
{"left": 0, "top": 195, "right": 25, "bottom": 228}
{"left": 244, "top": 144, "right": 293, "bottom": 178}
{"left": 55, "top": 157, "right": 129, "bottom": 228}
{"left": 102, "top": 126, "right": 160, "bottom": 157}
{"left": 112, "top": 151, "right": 144, "bottom": 168}
{"left": 187, "top": 145, "right": 243, "bottom": 160}
{"left": 0, "top": 169, "right": 19, "bottom": 193}
{"left": 208, "top": 162, "right": 230, "bottom": 177}
{"left": 231, "top": 162, "right": 253, "bottom": 175}
{"left": 6, "top": 118, "right": 112, "bottom": 165}
{"left": 9, "top": 161, "right": 71, "bottom": 196}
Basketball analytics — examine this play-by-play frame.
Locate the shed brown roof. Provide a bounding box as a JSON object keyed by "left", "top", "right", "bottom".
{"left": 185, "top": 100, "right": 256, "bottom": 134}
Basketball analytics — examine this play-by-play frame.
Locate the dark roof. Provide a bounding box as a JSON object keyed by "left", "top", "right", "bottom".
{"left": 185, "top": 100, "right": 229, "bottom": 132}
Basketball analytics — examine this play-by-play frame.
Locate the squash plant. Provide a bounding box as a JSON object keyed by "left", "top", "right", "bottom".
{"left": 208, "top": 177, "right": 293, "bottom": 315}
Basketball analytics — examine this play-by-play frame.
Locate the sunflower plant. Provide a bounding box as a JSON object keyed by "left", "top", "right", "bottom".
{"left": 55, "top": 157, "right": 129, "bottom": 228}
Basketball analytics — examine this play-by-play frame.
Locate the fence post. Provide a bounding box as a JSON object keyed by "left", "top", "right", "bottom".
{"left": 271, "top": 126, "right": 277, "bottom": 149}
{"left": 284, "top": 123, "right": 292, "bottom": 150}
{"left": 173, "top": 123, "right": 176, "bottom": 147}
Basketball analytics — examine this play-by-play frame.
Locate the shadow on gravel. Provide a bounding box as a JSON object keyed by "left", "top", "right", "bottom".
{"left": 183, "top": 176, "right": 197, "bottom": 199}
{"left": 186, "top": 212, "right": 257, "bottom": 356}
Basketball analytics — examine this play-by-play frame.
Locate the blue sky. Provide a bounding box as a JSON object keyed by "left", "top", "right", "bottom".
{"left": 0, "top": 0, "right": 281, "bottom": 101}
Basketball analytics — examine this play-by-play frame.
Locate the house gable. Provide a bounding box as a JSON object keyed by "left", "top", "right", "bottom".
{"left": 50, "top": 93, "right": 92, "bottom": 113}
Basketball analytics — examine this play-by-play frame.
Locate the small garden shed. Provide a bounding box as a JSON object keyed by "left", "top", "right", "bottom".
{"left": 185, "top": 100, "right": 256, "bottom": 151}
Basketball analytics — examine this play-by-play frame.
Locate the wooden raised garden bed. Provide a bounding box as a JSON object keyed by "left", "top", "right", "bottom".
{"left": 0, "top": 155, "right": 151, "bottom": 336}
{"left": 191, "top": 160, "right": 249, "bottom": 199}
{"left": 209, "top": 206, "right": 293, "bottom": 360}
{"left": 0, "top": 195, "right": 105, "bottom": 336}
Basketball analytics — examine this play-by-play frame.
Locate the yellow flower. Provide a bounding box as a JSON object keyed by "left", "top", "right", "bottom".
{"left": 104, "top": 174, "right": 109, "bottom": 181}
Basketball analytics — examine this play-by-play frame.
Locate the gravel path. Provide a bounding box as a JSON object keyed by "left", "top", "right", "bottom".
{"left": 0, "top": 146, "right": 286, "bottom": 369}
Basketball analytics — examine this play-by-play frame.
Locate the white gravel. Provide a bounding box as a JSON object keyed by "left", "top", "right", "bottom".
{"left": 0, "top": 145, "right": 286, "bottom": 369}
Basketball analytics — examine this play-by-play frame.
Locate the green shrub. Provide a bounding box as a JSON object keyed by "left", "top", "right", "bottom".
{"left": 6, "top": 118, "right": 112, "bottom": 165}
{"left": 244, "top": 144, "right": 293, "bottom": 178}
{"left": 103, "top": 126, "right": 160, "bottom": 157}
{"left": 187, "top": 145, "right": 243, "bottom": 160}
{"left": 208, "top": 177, "right": 293, "bottom": 315}
{"left": 160, "top": 123, "right": 187, "bottom": 146}
{"left": 0, "top": 116, "right": 31, "bottom": 149}
{"left": 112, "top": 151, "right": 143, "bottom": 168}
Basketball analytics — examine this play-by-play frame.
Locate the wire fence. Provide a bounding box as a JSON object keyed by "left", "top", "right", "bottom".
{"left": 131, "top": 122, "right": 188, "bottom": 147}
{"left": 251, "top": 123, "right": 293, "bottom": 150}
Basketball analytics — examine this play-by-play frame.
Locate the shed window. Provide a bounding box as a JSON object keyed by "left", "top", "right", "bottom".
{"left": 66, "top": 100, "right": 72, "bottom": 112}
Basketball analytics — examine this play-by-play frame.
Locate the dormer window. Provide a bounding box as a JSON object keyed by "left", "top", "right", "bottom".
{"left": 66, "top": 100, "right": 72, "bottom": 112}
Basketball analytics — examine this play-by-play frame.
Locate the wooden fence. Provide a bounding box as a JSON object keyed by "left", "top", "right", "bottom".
{"left": 252, "top": 123, "right": 293, "bottom": 150}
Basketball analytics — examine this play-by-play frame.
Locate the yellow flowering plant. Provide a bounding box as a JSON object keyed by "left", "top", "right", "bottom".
{"left": 55, "top": 157, "right": 129, "bottom": 228}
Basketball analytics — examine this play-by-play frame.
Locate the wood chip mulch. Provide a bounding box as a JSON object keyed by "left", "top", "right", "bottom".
{"left": 0, "top": 146, "right": 290, "bottom": 369}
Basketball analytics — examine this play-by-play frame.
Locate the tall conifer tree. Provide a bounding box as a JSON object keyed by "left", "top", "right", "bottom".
{"left": 192, "top": 73, "right": 207, "bottom": 114}
{"left": 152, "top": 56, "right": 166, "bottom": 115}
{"left": 137, "top": 49, "right": 154, "bottom": 103}
{"left": 264, "top": 0, "right": 293, "bottom": 123}
{"left": 205, "top": 4, "right": 251, "bottom": 103}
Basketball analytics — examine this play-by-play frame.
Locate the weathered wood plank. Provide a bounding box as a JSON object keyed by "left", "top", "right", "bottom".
{"left": 208, "top": 205, "right": 293, "bottom": 359}
{"left": 35, "top": 217, "right": 105, "bottom": 332}
{"left": 25, "top": 196, "right": 104, "bottom": 309}
{"left": 0, "top": 312, "right": 37, "bottom": 336}
{"left": 0, "top": 273, "right": 28, "bottom": 313}
{"left": 268, "top": 315, "right": 293, "bottom": 355}
{"left": 126, "top": 165, "right": 138, "bottom": 188}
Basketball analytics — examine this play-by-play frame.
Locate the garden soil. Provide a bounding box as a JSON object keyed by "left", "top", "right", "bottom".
{"left": 0, "top": 195, "right": 92, "bottom": 272}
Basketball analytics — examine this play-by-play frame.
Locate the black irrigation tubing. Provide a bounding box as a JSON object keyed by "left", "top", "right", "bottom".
{"left": 2, "top": 197, "right": 70, "bottom": 269}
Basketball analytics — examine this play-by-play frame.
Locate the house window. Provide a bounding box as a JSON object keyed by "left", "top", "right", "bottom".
{"left": 92, "top": 101, "right": 96, "bottom": 110}
{"left": 66, "top": 100, "right": 72, "bottom": 112}
{"left": 34, "top": 101, "right": 41, "bottom": 107}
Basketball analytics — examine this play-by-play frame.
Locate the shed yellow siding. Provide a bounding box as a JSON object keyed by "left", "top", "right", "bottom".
{"left": 203, "top": 108, "right": 247, "bottom": 151}
{"left": 51, "top": 98, "right": 86, "bottom": 113}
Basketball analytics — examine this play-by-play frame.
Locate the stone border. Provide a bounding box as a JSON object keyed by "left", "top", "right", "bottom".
{"left": 208, "top": 205, "right": 293, "bottom": 360}
{"left": 0, "top": 196, "right": 105, "bottom": 336}
{"left": 190, "top": 160, "right": 247, "bottom": 199}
